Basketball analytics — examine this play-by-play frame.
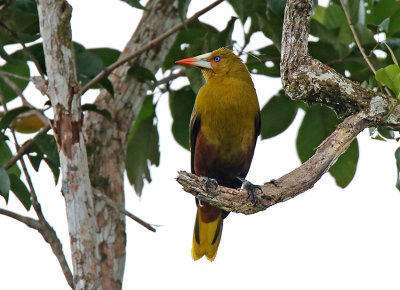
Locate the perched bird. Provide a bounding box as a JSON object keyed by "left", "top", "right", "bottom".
{"left": 176, "top": 48, "right": 261, "bottom": 261}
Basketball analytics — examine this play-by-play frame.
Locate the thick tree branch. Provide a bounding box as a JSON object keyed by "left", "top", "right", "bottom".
{"left": 280, "top": 0, "right": 399, "bottom": 127}
{"left": 177, "top": 113, "right": 369, "bottom": 214}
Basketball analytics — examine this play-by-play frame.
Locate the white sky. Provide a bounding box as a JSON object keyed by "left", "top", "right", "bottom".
{"left": 1, "top": 0, "right": 400, "bottom": 289}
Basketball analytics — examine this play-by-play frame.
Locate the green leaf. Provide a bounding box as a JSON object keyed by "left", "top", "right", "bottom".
{"left": 329, "top": 139, "right": 359, "bottom": 188}
{"left": 267, "top": 0, "right": 286, "bottom": 16}
{"left": 178, "top": 0, "right": 189, "bottom": 21}
{"left": 375, "top": 64, "right": 400, "bottom": 97}
{"left": 128, "top": 66, "right": 156, "bottom": 83}
{"left": 256, "top": 8, "right": 283, "bottom": 50}
{"left": 297, "top": 105, "right": 358, "bottom": 187}
{"left": 88, "top": 48, "right": 121, "bottom": 67}
{"left": 378, "top": 127, "right": 395, "bottom": 139}
{"left": 388, "top": 9, "right": 400, "bottom": 37}
{"left": 31, "top": 133, "right": 60, "bottom": 184}
{"left": 207, "top": 16, "right": 236, "bottom": 49}
{"left": 9, "top": 174, "right": 31, "bottom": 210}
{"left": 119, "top": 0, "right": 146, "bottom": 10}
{"left": 395, "top": 147, "right": 400, "bottom": 191}
{"left": 82, "top": 104, "right": 113, "bottom": 123}
{"left": 246, "top": 45, "right": 281, "bottom": 77}
{"left": 260, "top": 90, "right": 298, "bottom": 139}
{"left": 169, "top": 86, "right": 196, "bottom": 150}
{"left": 227, "top": 0, "right": 267, "bottom": 23}
{"left": 0, "top": 166, "right": 10, "bottom": 202}
{"left": 99, "top": 78, "right": 114, "bottom": 97}
{"left": 0, "top": 61, "right": 30, "bottom": 103}
{"left": 296, "top": 105, "right": 340, "bottom": 163}
{"left": 320, "top": 2, "right": 347, "bottom": 29}
{"left": 366, "top": 0, "right": 400, "bottom": 26}
{"left": 163, "top": 20, "right": 209, "bottom": 71}
{"left": 126, "top": 95, "right": 160, "bottom": 196}
{"left": 0, "top": 139, "right": 20, "bottom": 177}
{"left": 76, "top": 50, "right": 104, "bottom": 85}
{"left": 0, "top": 106, "right": 30, "bottom": 132}
{"left": 0, "top": 0, "right": 39, "bottom": 45}
{"left": 185, "top": 66, "right": 204, "bottom": 94}
{"left": 11, "top": 42, "right": 46, "bottom": 75}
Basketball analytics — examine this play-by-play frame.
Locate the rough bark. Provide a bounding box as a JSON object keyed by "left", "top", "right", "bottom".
{"left": 280, "top": 0, "right": 399, "bottom": 127}
{"left": 177, "top": 0, "right": 399, "bottom": 213}
{"left": 83, "top": 0, "right": 188, "bottom": 288}
{"left": 37, "top": 0, "right": 99, "bottom": 289}
{"left": 177, "top": 113, "right": 368, "bottom": 214}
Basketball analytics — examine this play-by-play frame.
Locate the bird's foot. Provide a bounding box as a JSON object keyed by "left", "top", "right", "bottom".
{"left": 237, "top": 177, "right": 263, "bottom": 205}
{"left": 201, "top": 177, "right": 218, "bottom": 192}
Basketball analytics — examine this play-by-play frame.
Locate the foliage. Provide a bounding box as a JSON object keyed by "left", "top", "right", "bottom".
{"left": 2, "top": 0, "right": 400, "bottom": 210}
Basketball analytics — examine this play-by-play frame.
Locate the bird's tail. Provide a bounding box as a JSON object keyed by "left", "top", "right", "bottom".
{"left": 192, "top": 201, "right": 223, "bottom": 261}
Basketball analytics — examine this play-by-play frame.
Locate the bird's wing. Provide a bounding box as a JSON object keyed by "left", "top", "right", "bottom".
{"left": 189, "top": 108, "right": 201, "bottom": 174}
{"left": 255, "top": 110, "right": 261, "bottom": 141}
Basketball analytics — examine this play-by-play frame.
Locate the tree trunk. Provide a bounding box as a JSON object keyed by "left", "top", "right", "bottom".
{"left": 37, "top": 0, "right": 99, "bottom": 288}
{"left": 83, "top": 0, "right": 188, "bottom": 288}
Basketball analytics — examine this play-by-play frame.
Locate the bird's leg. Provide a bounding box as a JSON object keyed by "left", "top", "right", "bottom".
{"left": 201, "top": 177, "right": 218, "bottom": 192}
{"left": 237, "top": 177, "right": 263, "bottom": 205}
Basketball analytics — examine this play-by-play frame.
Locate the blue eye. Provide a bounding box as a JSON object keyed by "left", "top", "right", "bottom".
{"left": 214, "top": 56, "right": 221, "bottom": 62}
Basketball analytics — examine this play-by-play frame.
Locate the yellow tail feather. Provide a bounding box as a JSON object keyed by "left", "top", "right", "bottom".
{"left": 192, "top": 206, "right": 223, "bottom": 261}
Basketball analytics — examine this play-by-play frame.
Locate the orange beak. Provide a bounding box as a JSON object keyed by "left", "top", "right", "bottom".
{"left": 175, "top": 52, "right": 212, "bottom": 69}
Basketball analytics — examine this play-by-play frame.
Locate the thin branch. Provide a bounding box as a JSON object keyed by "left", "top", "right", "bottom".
{"left": 0, "top": 208, "right": 41, "bottom": 229}
{"left": 156, "top": 70, "right": 186, "bottom": 86}
{"left": 340, "top": 0, "right": 394, "bottom": 99}
{"left": 94, "top": 192, "right": 157, "bottom": 232}
{"left": 0, "top": 205, "right": 73, "bottom": 288}
{"left": 11, "top": 127, "right": 73, "bottom": 288}
{"left": 0, "top": 70, "right": 31, "bottom": 81}
{"left": 3, "top": 124, "right": 51, "bottom": 170}
{"left": 78, "top": 0, "right": 224, "bottom": 96}
{"left": 339, "top": 0, "right": 376, "bottom": 74}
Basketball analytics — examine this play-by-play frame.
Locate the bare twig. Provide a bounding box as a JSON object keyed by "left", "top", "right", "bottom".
{"left": 0, "top": 70, "right": 30, "bottom": 81}
{"left": 339, "top": 0, "right": 376, "bottom": 74}
{"left": 156, "top": 70, "right": 186, "bottom": 86}
{"left": 0, "top": 206, "right": 73, "bottom": 288}
{"left": 0, "top": 208, "right": 41, "bottom": 229}
{"left": 94, "top": 192, "right": 157, "bottom": 232}
{"left": 339, "top": 0, "right": 394, "bottom": 99}
{"left": 78, "top": 0, "right": 224, "bottom": 96}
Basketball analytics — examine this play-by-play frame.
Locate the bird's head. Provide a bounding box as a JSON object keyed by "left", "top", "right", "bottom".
{"left": 176, "top": 48, "right": 249, "bottom": 81}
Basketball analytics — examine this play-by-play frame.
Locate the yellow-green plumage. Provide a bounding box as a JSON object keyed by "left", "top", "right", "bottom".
{"left": 177, "top": 48, "right": 260, "bottom": 261}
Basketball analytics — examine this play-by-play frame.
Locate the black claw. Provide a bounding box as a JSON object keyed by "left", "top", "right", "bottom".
{"left": 238, "top": 177, "right": 262, "bottom": 206}
{"left": 201, "top": 177, "right": 218, "bottom": 192}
